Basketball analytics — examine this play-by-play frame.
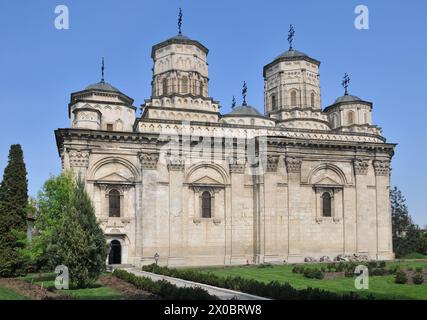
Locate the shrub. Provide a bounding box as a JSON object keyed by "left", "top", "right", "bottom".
{"left": 412, "top": 273, "right": 424, "bottom": 285}
{"left": 303, "top": 268, "right": 324, "bottom": 280}
{"left": 292, "top": 266, "right": 304, "bottom": 274}
{"left": 142, "top": 264, "right": 369, "bottom": 300}
{"left": 415, "top": 267, "right": 423, "bottom": 273}
{"left": 378, "top": 261, "right": 386, "bottom": 268}
{"left": 395, "top": 271, "right": 408, "bottom": 284}
{"left": 113, "top": 269, "right": 217, "bottom": 300}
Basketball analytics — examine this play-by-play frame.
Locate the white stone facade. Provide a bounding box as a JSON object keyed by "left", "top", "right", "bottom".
{"left": 55, "top": 30, "right": 395, "bottom": 267}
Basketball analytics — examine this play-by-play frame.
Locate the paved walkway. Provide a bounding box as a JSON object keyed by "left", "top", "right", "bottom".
{"left": 118, "top": 267, "right": 269, "bottom": 300}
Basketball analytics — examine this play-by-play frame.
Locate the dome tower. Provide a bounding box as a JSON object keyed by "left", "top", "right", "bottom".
{"left": 263, "top": 25, "right": 329, "bottom": 130}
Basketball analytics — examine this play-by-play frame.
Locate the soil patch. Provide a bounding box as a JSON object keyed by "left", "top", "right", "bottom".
{"left": 99, "top": 274, "right": 159, "bottom": 300}
{"left": 0, "top": 278, "right": 73, "bottom": 300}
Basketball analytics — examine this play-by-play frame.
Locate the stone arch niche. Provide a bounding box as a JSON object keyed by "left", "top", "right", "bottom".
{"left": 306, "top": 163, "right": 348, "bottom": 223}
{"left": 88, "top": 157, "right": 139, "bottom": 255}
{"left": 182, "top": 162, "right": 231, "bottom": 262}
{"left": 184, "top": 162, "right": 229, "bottom": 224}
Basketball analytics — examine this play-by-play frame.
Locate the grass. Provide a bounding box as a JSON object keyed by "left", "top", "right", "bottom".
{"left": 193, "top": 261, "right": 427, "bottom": 300}
{"left": 20, "top": 273, "right": 126, "bottom": 300}
{"left": 402, "top": 252, "right": 427, "bottom": 260}
{"left": 0, "top": 284, "right": 27, "bottom": 300}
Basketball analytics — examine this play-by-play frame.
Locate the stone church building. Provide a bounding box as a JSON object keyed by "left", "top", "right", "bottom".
{"left": 55, "top": 22, "right": 396, "bottom": 267}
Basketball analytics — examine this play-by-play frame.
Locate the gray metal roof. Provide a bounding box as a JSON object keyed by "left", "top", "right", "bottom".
{"left": 275, "top": 49, "right": 309, "bottom": 60}
{"left": 85, "top": 81, "right": 121, "bottom": 93}
{"left": 334, "top": 94, "right": 362, "bottom": 104}
{"left": 226, "top": 105, "right": 263, "bottom": 117}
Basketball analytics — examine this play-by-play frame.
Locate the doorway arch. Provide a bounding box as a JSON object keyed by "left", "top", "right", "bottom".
{"left": 108, "top": 240, "right": 122, "bottom": 265}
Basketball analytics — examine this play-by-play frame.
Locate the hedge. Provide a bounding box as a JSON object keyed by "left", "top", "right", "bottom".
{"left": 113, "top": 269, "right": 218, "bottom": 300}
{"left": 142, "top": 264, "right": 370, "bottom": 300}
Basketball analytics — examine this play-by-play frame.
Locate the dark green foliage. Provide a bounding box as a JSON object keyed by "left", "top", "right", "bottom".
{"left": 142, "top": 264, "right": 369, "bottom": 300}
{"left": 47, "top": 177, "right": 108, "bottom": 288}
{"left": 412, "top": 273, "right": 424, "bottom": 285}
{"left": 395, "top": 271, "right": 408, "bottom": 284}
{"left": 22, "top": 171, "right": 75, "bottom": 271}
{"left": 302, "top": 268, "right": 324, "bottom": 280}
{"left": 0, "top": 145, "right": 28, "bottom": 277}
{"left": 113, "top": 269, "right": 217, "bottom": 300}
{"left": 391, "top": 187, "right": 425, "bottom": 258}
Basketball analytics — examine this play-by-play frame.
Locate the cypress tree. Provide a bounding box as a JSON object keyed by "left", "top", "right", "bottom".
{"left": 0, "top": 144, "right": 28, "bottom": 276}
{"left": 49, "top": 177, "right": 108, "bottom": 288}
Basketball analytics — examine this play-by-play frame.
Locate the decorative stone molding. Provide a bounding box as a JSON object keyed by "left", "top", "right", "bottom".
{"left": 285, "top": 157, "right": 302, "bottom": 173}
{"left": 373, "top": 160, "right": 390, "bottom": 176}
{"left": 193, "top": 218, "right": 201, "bottom": 225}
{"left": 228, "top": 157, "right": 246, "bottom": 174}
{"left": 213, "top": 218, "right": 221, "bottom": 225}
{"left": 69, "top": 149, "right": 90, "bottom": 167}
{"left": 167, "top": 157, "right": 185, "bottom": 171}
{"left": 266, "top": 155, "right": 279, "bottom": 172}
{"left": 139, "top": 152, "right": 159, "bottom": 170}
{"left": 353, "top": 158, "right": 370, "bottom": 175}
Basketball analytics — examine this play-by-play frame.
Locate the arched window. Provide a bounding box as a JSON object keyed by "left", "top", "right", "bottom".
{"left": 201, "top": 191, "right": 212, "bottom": 218}
{"left": 347, "top": 110, "right": 355, "bottom": 125}
{"left": 310, "top": 92, "right": 315, "bottom": 107}
{"left": 290, "top": 90, "right": 297, "bottom": 106}
{"left": 162, "top": 78, "right": 168, "bottom": 96}
{"left": 271, "top": 94, "right": 277, "bottom": 110}
{"left": 109, "top": 189, "right": 121, "bottom": 217}
{"left": 181, "top": 76, "right": 188, "bottom": 94}
{"left": 322, "top": 192, "right": 332, "bottom": 217}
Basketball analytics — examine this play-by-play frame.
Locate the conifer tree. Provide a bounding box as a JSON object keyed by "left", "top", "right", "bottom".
{"left": 49, "top": 178, "right": 108, "bottom": 288}
{"left": 0, "top": 144, "right": 28, "bottom": 276}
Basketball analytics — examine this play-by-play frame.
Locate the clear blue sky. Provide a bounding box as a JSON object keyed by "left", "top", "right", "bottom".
{"left": 0, "top": 0, "right": 426, "bottom": 226}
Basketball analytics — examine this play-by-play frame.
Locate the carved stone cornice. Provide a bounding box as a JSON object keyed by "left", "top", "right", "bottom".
{"left": 167, "top": 157, "right": 185, "bottom": 171}
{"left": 139, "top": 152, "right": 159, "bottom": 170}
{"left": 69, "top": 149, "right": 90, "bottom": 168}
{"left": 228, "top": 157, "right": 246, "bottom": 174}
{"left": 266, "top": 155, "right": 279, "bottom": 172}
{"left": 373, "top": 160, "right": 390, "bottom": 176}
{"left": 285, "top": 157, "right": 302, "bottom": 173}
{"left": 353, "top": 158, "right": 370, "bottom": 175}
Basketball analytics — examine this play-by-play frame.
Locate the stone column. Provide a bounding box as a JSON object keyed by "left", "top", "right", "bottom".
{"left": 138, "top": 152, "right": 159, "bottom": 266}
{"left": 373, "top": 160, "right": 394, "bottom": 260}
{"left": 229, "top": 159, "right": 247, "bottom": 264}
{"left": 285, "top": 157, "right": 302, "bottom": 262}
{"left": 354, "top": 158, "right": 376, "bottom": 257}
{"left": 167, "top": 157, "right": 185, "bottom": 266}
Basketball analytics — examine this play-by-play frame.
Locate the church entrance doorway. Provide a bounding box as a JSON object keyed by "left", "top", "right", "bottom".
{"left": 108, "top": 240, "right": 122, "bottom": 265}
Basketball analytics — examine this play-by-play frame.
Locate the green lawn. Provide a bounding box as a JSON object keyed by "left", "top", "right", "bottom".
{"left": 194, "top": 261, "right": 427, "bottom": 300}
{"left": 20, "top": 273, "right": 126, "bottom": 300}
{"left": 0, "top": 284, "right": 27, "bottom": 300}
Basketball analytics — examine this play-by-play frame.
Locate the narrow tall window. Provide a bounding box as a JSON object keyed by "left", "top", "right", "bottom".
{"left": 347, "top": 110, "right": 355, "bottom": 125}
{"left": 109, "top": 189, "right": 121, "bottom": 217}
{"left": 310, "top": 92, "right": 315, "bottom": 107}
{"left": 162, "top": 78, "right": 168, "bottom": 96}
{"left": 181, "top": 76, "right": 188, "bottom": 94}
{"left": 290, "top": 90, "right": 297, "bottom": 106}
{"left": 271, "top": 94, "right": 277, "bottom": 110}
{"left": 201, "top": 191, "right": 212, "bottom": 218}
{"left": 322, "top": 192, "right": 332, "bottom": 217}
{"left": 199, "top": 82, "right": 204, "bottom": 96}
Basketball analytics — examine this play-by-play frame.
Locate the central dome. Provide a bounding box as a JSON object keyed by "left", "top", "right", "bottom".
{"left": 227, "top": 105, "right": 263, "bottom": 117}
{"left": 85, "top": 81, "right": 121, "bottom": 93}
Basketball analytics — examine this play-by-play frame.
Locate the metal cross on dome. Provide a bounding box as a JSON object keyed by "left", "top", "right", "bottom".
{"left": 178, "top": 8, "right": 183, "bottom": 35}
{"left": 342, "top": 73, "right": 351, "bottom": 95}
{"left": 101, "top": 57, "right": 105, "bottom": 83}
{"left": 288, "top": 24, "right": 295, "bottom": 50}
{"left": 242, "top": 82, "right": 248, "bottom": 106}
{"left": 232, "top": 96, "right": 236, "bottom": 109}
